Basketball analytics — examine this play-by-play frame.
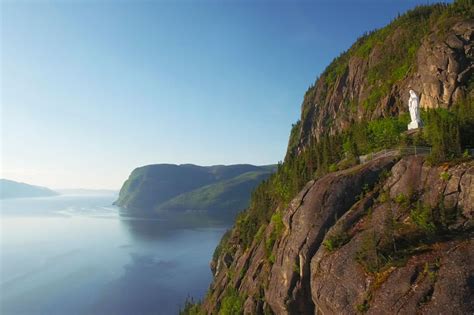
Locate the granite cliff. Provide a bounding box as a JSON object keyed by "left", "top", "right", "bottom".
{"left": 186, "top": 2, "right": 474, "bottom": 314}
{"left": 203, "top": 155, "right": 473, "bottom": 315}
{"left": 289, "top": 2, "right": 473, "bottom": 155}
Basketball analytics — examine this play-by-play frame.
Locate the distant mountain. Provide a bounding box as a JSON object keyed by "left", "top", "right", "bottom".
{"left": 0, "top": 179, "right": 58, "bottom": 199}
{"left": 57, "top": 188, "right": 118, "bottom": 195}
{"left": 114, "top": 164, "right": 276, "bottom": 220}
{"left": 157, "top": 170, "right": 273, "bottom": 220}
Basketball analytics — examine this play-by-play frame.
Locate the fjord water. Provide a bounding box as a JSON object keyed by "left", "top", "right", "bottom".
{"left": 0, "top": 194, "right": 227, "bottom": 315}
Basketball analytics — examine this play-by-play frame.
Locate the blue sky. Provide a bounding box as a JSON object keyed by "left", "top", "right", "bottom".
{"left": 1, "top": 0, "right": 445, "bottom": 189}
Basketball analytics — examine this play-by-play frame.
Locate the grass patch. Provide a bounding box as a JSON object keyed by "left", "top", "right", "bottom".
{"left": 323, "top": 231, "right": 350, "bottom": 252}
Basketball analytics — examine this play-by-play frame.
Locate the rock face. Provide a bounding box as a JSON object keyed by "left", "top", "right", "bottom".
{"left": 203, "top": 155, "right": 474, "bottom": 314}
{"left": 200, "top": 4, "right": 474, "bottom": 314}
{"left": 417, "top": 20, "right": 474, "bottom": 109}
{"left": 311, "top": 156, "right": 474, "bottom": 314}
{"left": 265, "top": 155, "right": 398, "bottom": 314}
{"left": 291, "top": 10, "right": 473, "bottom": 154}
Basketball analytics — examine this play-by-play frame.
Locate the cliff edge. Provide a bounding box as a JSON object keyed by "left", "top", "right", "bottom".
{"left": 183, "top": 2, "right": 474, "bottom": 314}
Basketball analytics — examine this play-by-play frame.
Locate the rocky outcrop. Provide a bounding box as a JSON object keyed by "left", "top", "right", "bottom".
{"left": 293, "top": 11, "right": 473, "bottom": 153}
{"left": 265, "top": 155, "right": 397, "bottom": 314}
{"left": 416, "top": 20, "right": 474, "bottom": 109}
{"left": 199, "top": 4, "right": 474, "bottom": 314}
{"left": 203, "top": 155, "right": 474, "bottom": 314}
{"left": 311, "top": 156, "right": 474, "bottom": 314}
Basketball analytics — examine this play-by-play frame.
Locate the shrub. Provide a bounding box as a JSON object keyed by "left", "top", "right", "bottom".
{"left": 265, "top": 211, "right": 285, "bottom": 261}
{"left": 424, "top": 108, "right": 462, "bottom": 164}
{"left": 355, "top": 232, "right": 380, "bottom": 273}
{"left": 323, "top": 231, "right": 350, "bottom": 252}
{"left": 439, "top": 171, "right": 451, "bottom": 181}
{"left": 378, "top": 191, "right": 390, "bottom": 203}
{"left": 268, "top": 254, "right": 276, "bottom": 265}
{"left": 219, "top": 288, "right": 244, "bottom": 315}
{"left": 410, "top": 202, "right": 436, "bottom": 234}
{"left": 356, "top": 300, "right": 370, "bottom": 313}
{"left": 293, "top": 262, "right": 300, "bottom": 274}
{"left": 394, "top": 193, "right": 408, "bottom": 205}
{"left": 329, "top": 163, "right": 339, "bottom": 172}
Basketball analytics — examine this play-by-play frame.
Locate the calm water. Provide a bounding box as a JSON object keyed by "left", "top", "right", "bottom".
{"left": 0, "top": 194, "right": 227, "bottom": 315}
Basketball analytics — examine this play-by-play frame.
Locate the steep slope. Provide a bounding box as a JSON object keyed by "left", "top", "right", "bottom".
{"left": 187, "top": 2, "right": 474, "bottom": 315}
{"left": 310, "top": 156, "right": 474, "bottom": 314}
{"left": 203, "top": 155, "right": 473, "bottom": 314}
{"left": 157, "top": 170, "right": 275, "bottom": 220}
{"left": 288, "top": 2, "right": 473, "bottom": 155}
{"left": 115, "top": 164, "right": 275, "bottom": 218}
{"left": 0, "top": 179, "right": 58, "bottom": 199}
{"left": 115, "top": 164, "right": 215, "bottom": 210}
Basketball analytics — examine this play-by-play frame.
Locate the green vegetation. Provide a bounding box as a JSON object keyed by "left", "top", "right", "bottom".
{"left": 323, "top": 231, "right": 350, "bottom": 252}
{"left": 324, "top": 53, "right": 349, "bottom": 88}
{"left": 115, "top": 164, "right": 276, "bottom": 220}
{"left": 218, "top": 288, "right": 244, "bottom": 315}
{"left": 355, "top": 191, "right": 463, "bottom": 275}
{"left": 439, "top": 171, "right": 451, "bottom": 181}
{"left": 343, "top": 115, "right": 410, "bottom": 157}
{"left": 424, "top": 109, "right": 462, "bottom": 163}
{"left": 180, "top": 297, "right": 204, "bottom": 315}
{"left": 264, "top": 211, "right": 285, "bottom": 262}
{"left": 355, "top": 232, "right": 380, "bottom": 273}
{"left": 232, "top": 96, "right": 473, "bottom": 252}
{"left": 293, "top": 262, "right": 300, "bottom": 274}
{"left": 422, "top": 97, "right": 474, "bottom": 164}
{"left": 299, "top": 2, "right": 465, "bottom": 120}
{"left": 212, "top": 229, "right": 232, "bottom": 262}
{"left": 157, "top": 170, "right": 274, "bottom": 220}
{"left": 295, "top": 0, "right": 472, "bottom": 144}
{"left": 410, "top": 202, "right": 436, "bottom": 234}
{"left": 287, "top": 120, "right": 302, "bottom": 154}
{"left": 394, "top": 193, "right": 409, "bottom": 205}
{"left": 356, "top": 300, "right": 370, "bottom": 314}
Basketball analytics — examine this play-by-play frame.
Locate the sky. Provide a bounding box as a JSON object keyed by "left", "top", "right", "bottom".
{"left": 1, "top": 0, "right": 447, "bottom": 189}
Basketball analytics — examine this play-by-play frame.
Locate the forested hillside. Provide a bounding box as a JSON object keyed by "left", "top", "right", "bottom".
{"left": 115, "top": 164, "right": 276, "bottom": 221}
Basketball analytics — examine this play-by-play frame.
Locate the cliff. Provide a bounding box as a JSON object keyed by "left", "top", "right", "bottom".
{"left": 204, "top": 155, "right": 473, "bottom": 314}
{"left": 115, "top": 164, "right": 276, "bottom": 220}
{"left": 189, "top": 2, "right": 474, "bottom": 314}
{"left": 288, "top": 2, "right": 473, "bottom": 155}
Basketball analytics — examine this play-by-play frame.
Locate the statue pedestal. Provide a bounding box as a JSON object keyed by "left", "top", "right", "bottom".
{"left": 408, "top": 120, "right": 421, "bottom": 130}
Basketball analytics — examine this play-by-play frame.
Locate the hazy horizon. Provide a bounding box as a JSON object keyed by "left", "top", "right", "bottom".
{"left": 1, "top": 0, "right": 445, "bottom": 189}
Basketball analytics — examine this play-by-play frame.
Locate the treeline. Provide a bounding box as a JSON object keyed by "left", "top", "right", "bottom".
{"left": 233, "top": 96, "right": 473, "bottom": 250}
{"left": 424, "top": 97, "right": 474, "bottom": 163}
{"left": 235, "top": 117, "right": 403, "bottom": 249}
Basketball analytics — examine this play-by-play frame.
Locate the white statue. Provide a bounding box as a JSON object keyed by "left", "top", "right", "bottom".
{"left": 407, "top": 89, "right": 422, "bottom": 130}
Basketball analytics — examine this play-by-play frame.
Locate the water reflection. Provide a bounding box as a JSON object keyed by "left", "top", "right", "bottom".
{"left": 1, "top": 196, "right": 228, "bottom": 315}
{"left": 89, "top": 254, "right": 180, "bottom": 315}
{"left": 117, "top": 209, "right": 227, "bottom": 241}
